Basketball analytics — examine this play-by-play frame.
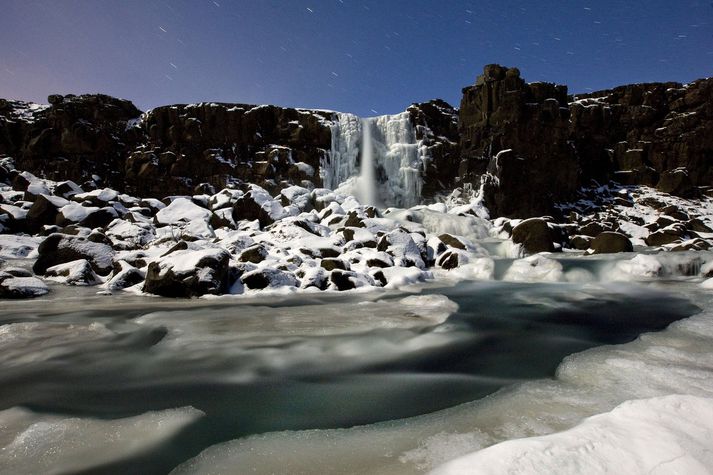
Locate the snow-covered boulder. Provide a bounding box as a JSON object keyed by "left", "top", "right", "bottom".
{"left": 26, "top": 194, "right": 68, "bottom": 230}
{"left": 33, "top": 234, "right": 114, "bottom": 276}
{"left": 72, "top": 188, "right": 119, "bottom": 206}
{"left": 329, "top": 269, "right": 374, "bottom": 290}
{"left": 155, "top": 197, "right": 211, "bottom": 225}
{"left": 143, "top": 248, "right": 230, "bottom": 298}
{"left": 45, "top": 259, "right": 101, "bottom": 286}
{"left": 376, "top": 229, "right": 426, "bottom": 268}
{"left": 298, "top": 267, "right": 329, "bottom": 290}
{"left": 232, "top": 185, "right": 287, "bottom": 228}
{"left": 105, "top": 261, "right": 145, "bottom": 291}
{"left": 54, "top": 180, "right": 83, "bottom": 199}
{"left": 0, "top": 271, "right": 49, "bottom": 298}
{"left": 280, "top": 185, "right": 312, "bottom": 211}
{"left": 241, "top": 268, "right": 299, "bottom": 290}
{"left": 105, "top": 219, "right": 155, "bottom": 250}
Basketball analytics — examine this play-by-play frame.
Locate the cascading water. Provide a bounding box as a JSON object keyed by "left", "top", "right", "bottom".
{"left": 358, "top": 118, "right": 378, "bottom": 207}
{"left": 322, "top": 111, "right": 428, "bottom": 208}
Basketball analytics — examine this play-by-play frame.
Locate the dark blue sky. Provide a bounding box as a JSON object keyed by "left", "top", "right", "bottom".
{"left": 1, "top": 0, "right": 711, "bottom": 116}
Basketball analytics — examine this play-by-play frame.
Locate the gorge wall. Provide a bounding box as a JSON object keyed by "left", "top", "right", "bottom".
{"left": 459, "top": 65, "right": 713, "bottom": 217}
{"left": 0, "top": 64, "right": 711, "bottom": 218}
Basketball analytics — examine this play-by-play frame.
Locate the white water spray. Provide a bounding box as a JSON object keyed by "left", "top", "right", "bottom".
{"left": 359, "top": 118, "right": 379, "bottom": 206}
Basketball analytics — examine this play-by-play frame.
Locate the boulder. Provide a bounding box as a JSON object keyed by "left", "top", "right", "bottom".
{"left": 143, "top": 248, "right": 230, "bottom": 298}
{"left": 33, "top": 234, "right": 114, "bottom": 275}
{"left": 232, "top": 190, "right": 277, "bottom": 228}
{"left": 26, "top": 194, "right": 68, "bottom": 231}
{"left": 106, "top": 261, "right": 146, "bottom": 291}
{"left": 241, "top": 268, "right": 298, "bottom": 290}
{"left": 437, "top": 250, "right": 462, "bottom": 270}
{"left": 45, "top": 259, "right": 101, "bottom": 285}
{"left": 0, "top": 272, "right": 50, "bottom": 299}
{"left": 320, "top": 258, "right": 348, "bottom": 271}
{"left": 569, "top": 235, "right": 593, "bottom": 251}
{"left": 330, "top": 269, "right": 358, "bottom": 291}
{"left": 512, "top": 218, "right": 556, "bottom": 254}
{"left": 299, "top": 267, "right": 329, "bottom": 290}
{"left": 645, "top": 227, "right": 685, "bottom": 247}
{"left": 238, "top": 244, "right": 269, "bottom": 263}
{"left": 438, "top": 233, "right": 467, "bottom": 250}
{"left": 657, "top": 169, "right": 695, "bottom": 197}
{"left": 590, "top": 232, "right": 633, "bottom": 254}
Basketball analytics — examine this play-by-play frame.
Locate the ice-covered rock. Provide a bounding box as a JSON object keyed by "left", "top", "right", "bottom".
{"left": 33, "top": 234, "right": 114, "bottom": 276}
{"left": 155, "top": 197, "right": 212, "bottom": 225}
{"left": 0, "top": 272, "right": 49, "bottom": 298}
{"left": 105, "top": 260, "right": 145, "bottom": 291}
{"left": 45, "top": 259, "right": 101, "bottom": 286}
{"left": 143, "top": 248, "right": 230, "bottom": 298}
{"left": 241, "top": 268, "right": 299, "bottom": 290}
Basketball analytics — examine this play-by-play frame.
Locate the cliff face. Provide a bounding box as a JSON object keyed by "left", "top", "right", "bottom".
{"left": 0, "top": 96, "right": 336, "bottom": 197}
{"left": 458, "top": 65, "right": 577, "bottom": 217}
{"left": 458, "top": 64, "right": 713, "bottom": 217}
{"left": 0, "top": 94, "right": 142, "bottom": 191}
{"left": 126, "top": 103, "right": 333, "bottom": 197}
{"left": 1, "top": 66, "right": 712, "bottom": 218}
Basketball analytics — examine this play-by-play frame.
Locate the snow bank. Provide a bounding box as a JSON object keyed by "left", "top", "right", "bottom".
{"left": 431, "top": 395, "right": 713, "bottom": 475}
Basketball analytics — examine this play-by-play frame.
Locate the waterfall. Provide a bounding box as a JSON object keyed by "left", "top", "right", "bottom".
{"left": 322, "top": 111, "right": 428, "bottom": 208}
{"left": 359, "top": 118, "right": 378, "bottom": 206}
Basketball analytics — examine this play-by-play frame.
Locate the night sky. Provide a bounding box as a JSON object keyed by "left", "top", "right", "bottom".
{"left": 1, "top": 0, "right": 712, "bottom": 116}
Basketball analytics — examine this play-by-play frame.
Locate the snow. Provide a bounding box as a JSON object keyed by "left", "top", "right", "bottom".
{"left": 0, "top": 204, "right": 27, "bottom": 221}
{"left": 294, "top": 162, "right": 315, "bottom": 177}
{"left": 39, "top": 194, "right": 69, "bottom": 208}
{"left": 74, "top": 188, "right": 119, "bottom": 203}
{"left": 431, "top": 395, "right": 713, "bottom": 475}
{"left": 0, "top": 275, "right": 49, "bottom": 297}
{"left": 155, "top": 198, "right": 212, "bottom": 224}
{"left": 105, "top": 219, "right": 156, "bottom": 249}
{"left": 45, "top": 259, "right": 101, "bottom": 286}
{"left": 59, "top": 202, "right": 100, "bottom": 222}
{"left": 0, "top": 235, "right": 41, "bottom": 259}
{"left": 380, "top": 267, "right": 431, "bottom": 289}
{"left": 155, "top": 248, "right": 226, "bottom": 275}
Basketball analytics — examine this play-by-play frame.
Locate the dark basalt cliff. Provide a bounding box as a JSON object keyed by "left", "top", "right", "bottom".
{"left": 1, "top": 64, "right": 711, "bottom": 218}
{"left": 459, "top": 64, "right": 713, "bottom": 217}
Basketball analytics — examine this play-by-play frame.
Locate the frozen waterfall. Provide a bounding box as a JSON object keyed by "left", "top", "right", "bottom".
{"left": 359, "top": 118, "right": 379, "bottom": 207}
{"left": 321, "top": 111, "right": 428, "bottom": 208}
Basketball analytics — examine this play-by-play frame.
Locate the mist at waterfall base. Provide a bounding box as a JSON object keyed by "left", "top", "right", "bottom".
{"left": 3, "top": 256, "right": 713, "bottom": 474}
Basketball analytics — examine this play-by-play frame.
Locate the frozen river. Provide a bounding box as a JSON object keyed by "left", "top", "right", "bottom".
{"left": 2, "top": 252, "right": 712, "bottom": 474}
